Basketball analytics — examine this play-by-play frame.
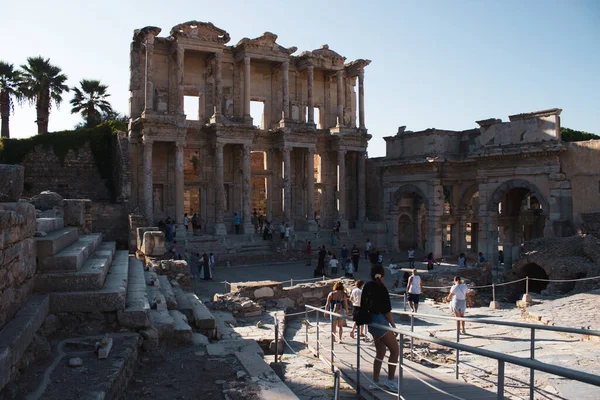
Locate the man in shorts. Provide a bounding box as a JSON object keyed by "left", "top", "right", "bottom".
{"left": 388, "top": 258, "right": 401, "bottom": 290}
{"left": 406, "top": 269, "right": 422, "bottom": 313}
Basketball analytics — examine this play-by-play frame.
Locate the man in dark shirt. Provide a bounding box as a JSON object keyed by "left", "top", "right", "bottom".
{"left": 317, "top": 246, "right": 327, "bottom": 276}
{"left": 351, "top": 244, "right": 360, "bottom": 272}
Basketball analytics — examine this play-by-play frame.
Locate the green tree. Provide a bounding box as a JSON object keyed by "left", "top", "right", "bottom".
{"left": 19, "top": 56, "right": 69, "bottom": 135}
{"left": 561, "top": 127, "right": 599, "bottom": 142}
{"left": 0, "top": 61, "right": 23, "bottom": 139}
{"left": 70, "top": 79, "right": 113, "bottom": 128}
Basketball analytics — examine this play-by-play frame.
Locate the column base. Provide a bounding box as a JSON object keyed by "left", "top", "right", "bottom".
{"left": 307, "top": 220, "right": 318, "bottom": 232}
{"left": 214, "top": 223, "right": 227, "bottom": 236}
{"left": 243, "top": 221, "right": 254, "bottom": 234}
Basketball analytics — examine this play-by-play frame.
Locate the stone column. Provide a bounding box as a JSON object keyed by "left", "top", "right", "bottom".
{"left": 142, "top": 137, "right": 154, "bottom": 222}
{"left": 336, "top": 70, "right": 344, "bottom": 126}
{"left": 282, "top": 60, "right": 290, "bottom": 120}
{"left": 214, "top": 143, "right": 227, "bottom": 235}
{"left": 307, "top": 65, "right": 314, "bottom": 125}
{"left": 357, "top": 151, "right": 366, "bottom": 223}
{"left": 266, "top": 149, "right": 274, "bottom": 221}
{"left": 176, "top": 45, "right": 185, "bottom": 114}
{"left": 214, "top": 50, "right": 223, "bottom": 115}
{"left": 175, "top": 142, "right": 186, "bottom": 237}
{"left": 358, "top": 68, "right": 365, "bottom": 129}
{"left": 243, "top": 56, "right": 251, "bottom": 117}
{"left": 307, "top": 149, "right": 317, "bottom": 231}
{"left": 458, "top": 214, "right": 467, "bottom": 253}
{"left": 283, "top": 147, "right": 292, "bottom": 223}
{"left": 427, "top": 180, "right": 444, "bottom": 258}
{"left": 242, "top": 144, "right": 253, "bottom": 233}
{"left": 144, "top": 37, "right": 155, "bottom": 113}
{"left": 337, "top": 150, "right": 347, "bottom": 230}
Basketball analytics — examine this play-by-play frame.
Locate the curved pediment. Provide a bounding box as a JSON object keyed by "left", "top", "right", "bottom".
{"left": 133, "top": 26, "right": 162, "bottom": 42}
{"left": 312, "top": 45, "right": 346, "bottom": 62}
{"left": 235, "top": 32, "right": 297, "bottom": 57}
{"left": 169, "top": 21, "right": 231, "bottom": 44}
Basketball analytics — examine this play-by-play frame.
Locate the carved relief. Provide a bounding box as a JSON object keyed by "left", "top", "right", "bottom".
{"left": 169, "top": 21, "right": 231, "bottom": 43}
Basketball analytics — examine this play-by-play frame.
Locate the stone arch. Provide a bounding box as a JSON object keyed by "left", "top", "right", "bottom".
{"left": 458, "top": 183, "right": 479, "bottom": 211}
{"left": 392, "top": 184, "right": 429, "bottom": 212}
{"left": 487, "top": 179, "right": 549, "bottom": 213}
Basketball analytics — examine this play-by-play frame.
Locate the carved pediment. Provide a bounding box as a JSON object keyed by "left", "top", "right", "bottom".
{"left": 312, "top": 45, "right": 346, "bottom": 62}
{"left": 169, "top": 21, "right": 231, "bottom": 44}
{"left": 235, "top": 32, "right": 297, "bottom": 56}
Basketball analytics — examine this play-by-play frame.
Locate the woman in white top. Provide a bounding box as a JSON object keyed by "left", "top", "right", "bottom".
{"left": 349, "top": 280, "right": 366, "bottom": 338}
{"left": 446, "top": 276, "right": 472, "bottom": 334}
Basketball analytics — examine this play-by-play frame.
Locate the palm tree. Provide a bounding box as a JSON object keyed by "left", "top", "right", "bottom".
{"left": 70, "top": 79, "right": 113, "bottom": 128}
{"left": 0, "top": 61, "right": 22, "bottom": 138}
{"left": 19, "top": 56, "right": 69, "bottom": 134}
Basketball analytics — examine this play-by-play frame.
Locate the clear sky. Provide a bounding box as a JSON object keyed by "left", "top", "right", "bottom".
{"left": 1, "top": 0, "right": 599, "bottom": 156}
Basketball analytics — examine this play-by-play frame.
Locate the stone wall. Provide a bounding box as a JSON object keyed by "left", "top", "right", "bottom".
{"left": 90, "top": 202, "right": 129, "bottom": 248}
{"left": 0, "top": 202, "right": 36, "bottom": 330}
{"left": 365, "top": 157, "right": 383, "bottom": 222}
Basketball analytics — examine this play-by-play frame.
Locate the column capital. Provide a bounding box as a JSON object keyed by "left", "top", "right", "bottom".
{"left": 282, "top": 59, "right": 290, "bottom": 68}
{"left": 175, "top": 141, "right": 185, "bottom": 150}
{"left": 337, "top": 149, "right": 347, "bottom": 156}
{"left": 307, "top": 147, "right": 315, "bottom": 155}
{"left": 214, "top": 142, "right": 225, "bottom": 150}
{"left": 142, "top": 136, "right": 154, "bottom": 146}
{"left": 358, "top": 68, "right": 364, "bottom": 79}
{"left": 336, "top": 69, "right": 344, "bottom": 78}
{"left": 282, "top": 146, "right": 292, "bottom": 154}
{"left": 214, "top": 49, "right": 223, "bottom": 59}
{"left": 307, "top": 64, "right": 314, "bottom": 72}
{"left": 244, "top": 56, "right": 251, "bottom": 65}
{"left": 242, "top": 143, "right": 252, "bottom": 154}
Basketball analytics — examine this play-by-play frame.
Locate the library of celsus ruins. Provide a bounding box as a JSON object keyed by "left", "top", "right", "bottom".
{"left": 128, "top": 21, "right": 371, "bottom": 235}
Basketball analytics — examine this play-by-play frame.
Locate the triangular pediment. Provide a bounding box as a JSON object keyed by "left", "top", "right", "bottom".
{"left": 235, "top": 32, "right": 297, "bottom": 56}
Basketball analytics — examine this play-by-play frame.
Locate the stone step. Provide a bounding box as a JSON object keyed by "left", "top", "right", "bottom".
{"left": 48, "top": 250, "right": 129, "bottom": 313}
{"left": 174, "top": 286, "right": 193, "bottom": 322}
{"left": 35, "top": 242, "right": 116, "bottom": 292}
{"left": 235, "top": 350, "right": 300, "bottom": 399}
{"left": 149, "top": 309, "right": 174, "bottom": 339}
{"left": 117, "top": 256, "right": 151, "bottom": 329}
{"left": 34, "top": 227, "right": 79, "bottom": 260}
{"left": 39, "top": 233, "right": 103, "bottom": 272}
{"left": 157, "top": 275, "right": 177, "bottom": 310}
{"left": 0, "top": 295, "right": 49, "bottom": 391}
{"left": 186, "top": 293, "right": 216, "bottom": 330}
{"left": 35, "top": 217, "right": 64, "bottom": 233}
{"left": 169, "top": 310, "right": 192, "bottom": 343}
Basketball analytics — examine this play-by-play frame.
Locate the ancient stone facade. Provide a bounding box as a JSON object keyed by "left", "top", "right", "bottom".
{"left": 128, "top": 21, "right": 371, "bottom": 235}
{"left": 376, "top": 108, "right": 600, "bottom": 268}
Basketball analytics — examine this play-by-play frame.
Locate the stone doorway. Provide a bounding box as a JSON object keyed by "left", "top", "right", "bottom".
{"left": 251, "top": 151, "right": 267, "bottom": 216}
{"left": 517, "top": 262, "right": 549, "bottom": 293}
{"left": 398, "top": 214, "right": 415, "bottom": 249}
{"left": 393, "top": 185, "right": 428, "bottom": 251}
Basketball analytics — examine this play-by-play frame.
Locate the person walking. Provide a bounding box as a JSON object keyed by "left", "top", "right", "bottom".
{"left": 305, "top": 241, "right": 312, "bottom": 266}
{"left": 199, "top": 253, "right": 213, "bottom": 280}
{"left": 340, "top": 244, "right": 349, "bottom": 262}
{"left": 330, "top": 229, "right": 337, "bottom": 246}
{"left": 349, "top": 280, "right": 366, "bottom": 339}
{"left": 316, "top": 246, "right": 326, "bottom": 277}
{"left": 324, "top": 281, "right": 349, "bottom": 343}
{"left": 284, "top": 223, "right": 290, "bottom": 250}
{"left": 426, "top": 252, "right": 440, "bottom": 271}
{"left": 329, "top": 255, "right": 339, "bottom": 275}
{"left": 351, "top": 244, "right": 360, "bottom": 272}
{"left": 364, "top": 238, "right": 372, "bottom": 261}
{"left": 406, "top": 268, "right": 422, "bottom": 313}
{"left": 183, "top": 213, "right": 189, "bottom": 232}
{"left": 359, "top": 265, "right": 399, "bottom": 392}
{"left": 234, "top": 213, "right": 241, "bottom": 234}
{"left": 191, "top": 213, "right": 198, "bottom": 235}
{"left": 447, "top": 276, "right": 472, "bottom": 334}
{"left": 388, "top": 258, "right": 401, "bottom": 291}
{"left": 408, "top": 247, "right": 415, "bottom": 268}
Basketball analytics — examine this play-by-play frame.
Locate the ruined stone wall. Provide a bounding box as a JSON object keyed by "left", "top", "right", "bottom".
{"left": 20, "top": 144, "right": 113, "bottom": 202}
{"left": 0, "top": 202, "right": 36, "bottom": 330}
{"left": 365, "top": 157, "right": 383, "bottom": 221}
{"left": 90, "top": 202, "right": 129, "bottom": 248}
{"left": 560, "top": 140, "right": 600, "bottom": 227}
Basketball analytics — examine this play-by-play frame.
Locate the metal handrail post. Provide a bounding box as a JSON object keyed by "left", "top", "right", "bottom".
{"left": 356, "top": 326, "right": 361, "bottom": 396}
{"left": 410, "top": 314, "right": 414, "bottom": 358}
{"left": 399, "top": 333, "right": 404, "bottom": 397}
{"left": 330, "top": 316, "right": 335, "bottom": 372}
{"left": 526, "top": 276, "right": 529, "bottom": 296}
{"left": 305, "top": 309, "right": 309, "bottom": 345}
{"left": 333, "top": 369, "right": 341, "bottom": 400}
{"left": 530, "top": 328, "right": 536, "bottom": 399}
{"left": 403, "top": 293, "right": 407, "bottom": 311}
{"left": 497, "top": 360, "right": 505, "bottom": 399}
{"left": 456, "top": 320, "right": 460, "bottom": 380}
{"left": 290, "top": 278, "right": 294, "bottom": 287}
{"left": 274, "top": 315, "right": 279, "bottom": 363}
{"left": 316, "top": 308, "right": 320, "bottom": 358}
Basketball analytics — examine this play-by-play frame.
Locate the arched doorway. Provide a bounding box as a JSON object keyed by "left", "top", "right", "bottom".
{"left": 392, "top": 185, "right": 428, "bottom": 251}
{"left": 517, "top": 263, "right": 549, "bottom": 293}
{"left": 398, "top": 214, "right": 415, "bottom": 249}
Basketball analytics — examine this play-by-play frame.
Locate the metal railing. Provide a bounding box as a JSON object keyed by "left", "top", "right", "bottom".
{"left": 304, "top": 305, "right": 600, "bottom": 400}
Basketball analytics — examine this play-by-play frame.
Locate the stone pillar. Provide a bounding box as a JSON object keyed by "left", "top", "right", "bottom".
{"left": 282, "top": 60, "right": 290, "bottom": 120}
{"left": 144, "top": 37, "right": 155, "bottom": 113}
{"left": 458, "top": 214, "right": 467, "bottom": 253}
{"left": 358, "top": 68, "right": 365, "bottom": 129}
{"left": 336, "top": 70, "right": 344, "bottom": 126}
{"left": 477, "top": 180, "right": 498, "bottom": 266}
{"left": 337, "top": 150, "right": 348, "bottom": 230}
{"left": 214, "top": 50, "right": 223, "bottom": 115}
{"left": 357, "top": 151, "right": 366, "bottom": 223}
{"left": 307, "top": 65, "right": 314, "bottom": 125}
{"left": 283, "top": 147, "right": 292, "bottom": 223}
{"left": 242, "top": 144, "right": 253, "bottom": 233}
{"left": 307, "top": 149, "right": 317, "bottom": 231}
{"left": 243, "top": 56, "right": 251, "bottom": 117}
{"left": 427, "top": 180, "right": 444, "bottom": 258}
{"left": 176, "top": 45, "right": 184, "bottom": 114}
{"left": 266, "top": 149, "right": 274, "bottom": 222}
{"left": 214, "top": 143, "right": 227, "bottom": 235}
{"left": 175, "top": 142, "right": 186, "bottom": 237}
{"left": 142, "top": 137, "right": 154, "bottom": 223}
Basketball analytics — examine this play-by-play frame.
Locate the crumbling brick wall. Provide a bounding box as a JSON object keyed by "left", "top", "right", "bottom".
{"left": 0, "top": 202, "right": 36, "bottom": 330}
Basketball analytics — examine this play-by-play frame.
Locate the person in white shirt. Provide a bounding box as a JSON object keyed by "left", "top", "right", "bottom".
{"left": 328, "top": 255, "right": 339, "bottom": 275}
{"left": 388, "top": 258, "right": 401, "bottom": 290}
{"left": 447, "top": 276, "right": 472, "bottom": 334}
{"left": 349, "top": 280, "right": 366, "bottom": 338}
{"left": 458, "top": 253, "right": 467, "bottom": 268}
{"left": 408, "top": 248, "right": 415, "bottom": 268}
{"left": 406, "top": 269, "right": 422, "bottom": 313}
{"left": 364, "top": 239, "right": 371, "bottom": 261}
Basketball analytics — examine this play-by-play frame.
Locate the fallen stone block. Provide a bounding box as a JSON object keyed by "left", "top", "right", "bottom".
{"left": 97, "top": 337, "right": 113, "bottom": 359}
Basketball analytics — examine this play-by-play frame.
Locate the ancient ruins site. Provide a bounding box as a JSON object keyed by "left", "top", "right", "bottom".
{"left": 0, "top": 19, "right": 599, "bottom": 400}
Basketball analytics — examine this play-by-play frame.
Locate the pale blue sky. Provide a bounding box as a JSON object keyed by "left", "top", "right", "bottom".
{"left": 1, "top": 0, "right": 598, "bottom": 156}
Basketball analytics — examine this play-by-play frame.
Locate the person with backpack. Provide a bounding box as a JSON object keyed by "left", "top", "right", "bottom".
{"left": 351, "top": 244, "right": 360, "bottom": 272}
{"left": 324, "top": 281, "right": 349, "bottom": 343}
